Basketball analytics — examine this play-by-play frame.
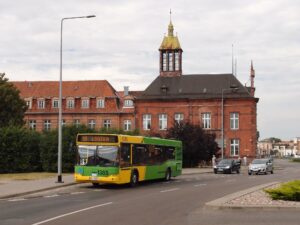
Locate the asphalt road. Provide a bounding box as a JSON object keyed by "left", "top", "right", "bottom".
{"left": 0, "top": 159, "right": 299, "bottom": 225}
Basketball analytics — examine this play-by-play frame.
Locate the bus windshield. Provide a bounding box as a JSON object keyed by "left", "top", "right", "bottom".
{"left": 78, "top": 145, "right": 119, "bottom": 167}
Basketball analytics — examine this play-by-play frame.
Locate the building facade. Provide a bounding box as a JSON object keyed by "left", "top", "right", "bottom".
{"left": 13, "top": 19, "right": 259, "bottom": 159}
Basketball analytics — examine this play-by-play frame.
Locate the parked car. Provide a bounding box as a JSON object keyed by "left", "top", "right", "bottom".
{"left": 248, "top": 158, "right": 273, "bottom": 175}
{"left": 214, "top": 159, "right": 241, "bottom": 174}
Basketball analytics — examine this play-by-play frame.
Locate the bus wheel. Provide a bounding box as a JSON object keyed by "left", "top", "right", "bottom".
{"left": 130, "top": 171, "right": 138, "bottom": 187}
{"left": 92, "top": 183, "right": 100, "bottom": 187}
{"left": 165, "top": 168, "right": 171, "bottom": 181}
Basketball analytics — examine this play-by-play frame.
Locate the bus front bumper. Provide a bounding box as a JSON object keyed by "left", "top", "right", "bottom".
{"left": 75, "top": 173, "right": 123, "bottom": 184}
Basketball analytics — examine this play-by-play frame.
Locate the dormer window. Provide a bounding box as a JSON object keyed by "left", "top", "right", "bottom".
{"left": 161, "top": 85, "right": 168, "bottom": 94}
{"left": 66, "top": 98, "right": 75, "bottom": 109}
{"left": 124, "top": 99, "right": 133, "bottom": 107}
{"left": 25, "top": 98, "right": 32, "bottom": 109}
{"left": 52, "top": 98, "right": 59, "bottom": 108}
{"left": 96, "top": 98, "right": 105, "bottom": 108}
{"left": 37, "top": 98, "right": 45, "bottom": 109}
{"left": 81, "top": 98, "right": 89, "bottom": 109}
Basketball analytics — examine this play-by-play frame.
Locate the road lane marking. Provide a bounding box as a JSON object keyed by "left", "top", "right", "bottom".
{"left": 194, "top": 183, "right": 207, "bottom": 187}
{"left": 31, "top": 202, "right": 113, "bottom": 225}
{"left": 160, "top": 188, "right": 180, "bottom": 193}
{"left": 44, "top": 194, "right": 59, "bottom": 198}
{"left": 8, "top": 198, "right": 26, "bottom": 202}
{"left": 70, "top": 192, "right": 85, "bottom": 195}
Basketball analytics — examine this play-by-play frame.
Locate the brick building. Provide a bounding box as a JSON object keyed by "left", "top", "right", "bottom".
{"left": 12, "top": 18, "right": 259, "bottom": 158}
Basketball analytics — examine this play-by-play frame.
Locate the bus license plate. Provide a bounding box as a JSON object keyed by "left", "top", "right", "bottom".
{"left": 91, "top": 173, "right": 98, "bottom": 181}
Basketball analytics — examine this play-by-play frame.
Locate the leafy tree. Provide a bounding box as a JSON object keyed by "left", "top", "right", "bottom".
{"left": 0, "top": 73, "right": 27, "bottom": 127}
{"left": 166, "top": 121, "right": 218, "bottom": 167}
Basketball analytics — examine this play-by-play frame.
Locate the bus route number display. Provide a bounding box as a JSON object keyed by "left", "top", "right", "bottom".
{"left": 78, "top": 135, "right": 118, "bottom": 143}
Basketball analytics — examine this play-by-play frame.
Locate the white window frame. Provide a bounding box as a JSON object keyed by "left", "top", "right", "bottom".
{"left": 175, "top": 52, "right": 179, "bottom": 71}
{"left": 123, "top": 120, "right": 132, "bottom": 131}
{"left": 159, "top": 114, "right": 167, "bottom": 130}
{"left": 230, "top": 139, "right": 240, "bottom": 156}
{"left": 25, "top": 98, "right": 32, "bottom": 109}
{"left": 168, "top": 52, "right": 173, "bottom": 71}
{"left": 81, "top": 98, "right": 89, "bottom": 109}
{"left": 73, "top": 119, "right": 80, "bottom": 128}
{"left": 202, "top": 113, "right": 211, "bottom": 129}
{"left": 52, "top": 98, "right": 59, "bottom": 108}
{"left": 66, "top": 98, "right": 75, "bottom": 109}
{"left": 162, "top": 52, "right": 167, "bottom": 71}
{"left": 124, "top": 99, "right": 133, "bottom": 107}
{"left": 29, "top": 120, "right": 36, "bottom": 130}
{"left": 96, "top": 98, "right": 105, "bottom": 108}
{"left": 103, "top": 119, "right": 111, "bottom": 129}
{"left": 88, "top": 119, "right": 96, "bottom": 129}
{"left": 230, "top": 112, "right": 239, "bottom": 130}
{"left": 174, "top": 113, "right": 184, "bottom": 124}
{"left": 44, "top": 120, "right": 51, "bottom": 131}
{"left": 37, "top": 98, "right": 45, "bottom": 109}
{"left": 143, "top": 114, "right": 151, "bottom": 130}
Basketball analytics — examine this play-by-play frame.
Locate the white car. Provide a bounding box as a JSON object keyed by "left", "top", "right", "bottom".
{"left": 248, "top": 158, "right": 273, "bottom": 175}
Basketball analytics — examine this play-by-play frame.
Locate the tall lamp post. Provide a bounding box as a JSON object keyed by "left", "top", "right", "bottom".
{"left": 57, "top": 15, "right": 96, "bottom": 183}
{"left": 221, "top": 86, "right": 239, "bottom": 159}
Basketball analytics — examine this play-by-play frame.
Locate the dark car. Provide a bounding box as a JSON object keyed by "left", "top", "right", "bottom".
{"left": 214, "top": 159, "right": 241, "bottom": 174}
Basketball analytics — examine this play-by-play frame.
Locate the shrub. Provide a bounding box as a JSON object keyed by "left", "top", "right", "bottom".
{"left": 265, "top": 180, "right": 300, "bottom": 201}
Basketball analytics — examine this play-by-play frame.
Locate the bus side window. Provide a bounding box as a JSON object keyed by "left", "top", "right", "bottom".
{"left": 166, "top": 147, "right": 175, "bottom": 160}
{"left": 132, "top": 145, "right": 148, "bottom": 166}
{"left": 120, "top": 144, "right": 131, "bottom": 167}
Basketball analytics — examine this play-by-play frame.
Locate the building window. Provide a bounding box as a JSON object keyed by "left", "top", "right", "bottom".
{"left": 81, "top": 98, "right": 89, "bottom": 108}
{"left": 52, "top": 99, "right": 59, "bottom": 108}
{"left": 88, "top": 119, "right": 96, "bottom": 129}
{"left": 168, "top": 52, "right": 173, "bottom": 71}
{"left": 174, "top": 113, "right": 184, "bottom": 124}
{"left": 73, "top": 119, "right": 80, "bottom": 128}
{"left": 67, "top": 99, "right": 75, "bottom": 109}
{"left": 163, "top": 52, "right": 167, "bottom": 71}
{"left": 25, "top": 98, "right": 32, "bottom": 109}
{"left": 44, "top": 120, "right": 51, "bottom": 131}
{"left": 29, "top": 120, "right": 36, "bottom": 130}
{"left": 175, "top": 52, "right": 179, "bottom": 71}
{"left": 159, "top": 114, "right": 167, "bottom": 130}
{"left": 124, "top": 99, "right": 133, "bottom": 107}
{"left": 230, "top": 139, "right": 240, "bottom": 156}
{"left": 124, "top": 120, "right": 132, "bottom": 131}
{"left": 62, "top": 119, "right": 66, "bottom": 127}
{"left": 202, "top": 113, "right": 211, "bottom": 129}
{"left": 96, "top": 99, "right": 105, "bottom": 108}
{"left": 103, "top": 119, "right": 111, "bottom": 129}
{"left": 143, "top": 114, "right": 151, "bottom": 130}
{"left": 230, "top": 112, "right": 239, "bottom": 130}
{"left": 37, "top": 99, "right": 45, "bottom": 109}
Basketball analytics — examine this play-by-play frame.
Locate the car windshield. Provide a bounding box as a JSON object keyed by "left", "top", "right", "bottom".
{"left": 251, "top": 159, "right": 268, "bottom": 164}
{"left": 218, "top": 159, "right": 232, "bottom": 165}
{"left": 78, "top": 145, "right": 119, "bottom": 167}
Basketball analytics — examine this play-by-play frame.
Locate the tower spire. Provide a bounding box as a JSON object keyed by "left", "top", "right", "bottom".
{"left": 168, "top": 9, "right": 174, "bottom": 37}
{"left": 250, "top": 60, "right": 255, "bottom": 97}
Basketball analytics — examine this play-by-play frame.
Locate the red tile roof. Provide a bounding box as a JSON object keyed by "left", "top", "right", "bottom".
{"left": 12, "top": 80, "right": 117, "bottom": 98}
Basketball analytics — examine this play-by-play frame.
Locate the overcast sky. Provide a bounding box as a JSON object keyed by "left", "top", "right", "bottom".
{"left": 1, "top": 0, "right": 299, "bottom": 140}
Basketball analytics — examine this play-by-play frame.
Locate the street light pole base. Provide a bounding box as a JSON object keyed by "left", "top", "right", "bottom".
{"left": 56, "top": 175, "right": 64, "bottom": 183}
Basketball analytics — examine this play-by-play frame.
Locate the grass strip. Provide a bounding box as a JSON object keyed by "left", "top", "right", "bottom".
{"left": 265, "top": 180, "right": 300, "bottom": 201}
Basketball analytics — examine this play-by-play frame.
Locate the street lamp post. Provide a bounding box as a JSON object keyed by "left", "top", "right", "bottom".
{"left": 221, "top": 86, "right": 239, "bottom": 159}
{"left": 57, "top": 15, "right": 96, "bottom": 183}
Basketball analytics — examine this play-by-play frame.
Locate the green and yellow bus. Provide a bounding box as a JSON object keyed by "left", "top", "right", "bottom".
{"left": 74, "top": 133, "right": 182, "bottom": 186}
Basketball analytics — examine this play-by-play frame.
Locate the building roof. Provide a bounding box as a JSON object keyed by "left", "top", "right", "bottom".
{"left": 159, "top": 21, "right": 182, "bottom": 50}
{"left": 12, "top": 80, "right": 117, "bottom": 98}
{"left": 138, "top": 74, "right": 254, "bottom": 100}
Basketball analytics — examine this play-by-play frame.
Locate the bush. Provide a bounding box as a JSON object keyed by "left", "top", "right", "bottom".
{"left": 265, "top": 180, "right": 300, "bottom": 201}
{"left": 0, "top": 126, "right": 41, "bottom": 173}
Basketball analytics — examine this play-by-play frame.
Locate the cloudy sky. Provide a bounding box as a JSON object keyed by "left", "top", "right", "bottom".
{"left": 1, "top": 0, "right": 299, "bottom": 140}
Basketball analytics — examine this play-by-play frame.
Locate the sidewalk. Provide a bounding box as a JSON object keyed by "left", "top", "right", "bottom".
{"left": 0, "top": 168, "right": 212, "bottom": 199}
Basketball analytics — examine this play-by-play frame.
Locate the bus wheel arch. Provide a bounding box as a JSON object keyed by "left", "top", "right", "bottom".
{"left": 130, "top": 169, "right": 139, "bottom": 187}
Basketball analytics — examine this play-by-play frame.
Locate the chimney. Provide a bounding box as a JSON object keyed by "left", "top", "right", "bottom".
{"left": 124, "top": 86, "right": 129, "bottom": 96}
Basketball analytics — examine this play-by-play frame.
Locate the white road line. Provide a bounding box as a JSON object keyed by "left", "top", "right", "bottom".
{"left": 44, "top": 194, "right": 59, "bottom": 198}
{"left": 31, "top": 202, "right": 113, "bottom": 225}
{"left": 70, "top": 192, "right": 85, "bottom": 195}
{"left": 194, "top": 183, "right": 207, "bottom": 187}
{"left": 8, "top": 198, "right": 26, "bottom": 202}
{"left": 160, "top": 188, "right": 180, "bottom": 193}
{"left": 93, "top": 189, "right": 105, "bottom": 192}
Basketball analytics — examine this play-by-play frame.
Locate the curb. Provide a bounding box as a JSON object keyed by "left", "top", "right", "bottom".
{"left": 205, "top": 182, "right": 300, "bottom": 211}
{"left": 0, "top": 182, "right": 78, "bottom": 200}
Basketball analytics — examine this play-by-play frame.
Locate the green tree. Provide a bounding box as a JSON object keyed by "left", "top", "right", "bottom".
{"left": 166, "top": 121, "right": 218, "bottom": 167}
{"left": 0, "top": 73, "right": 27, "bottom": 127}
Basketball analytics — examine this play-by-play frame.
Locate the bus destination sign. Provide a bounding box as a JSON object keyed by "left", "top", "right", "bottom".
{"left": 78, "top": 135, "right": 118, "bottom": 143}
